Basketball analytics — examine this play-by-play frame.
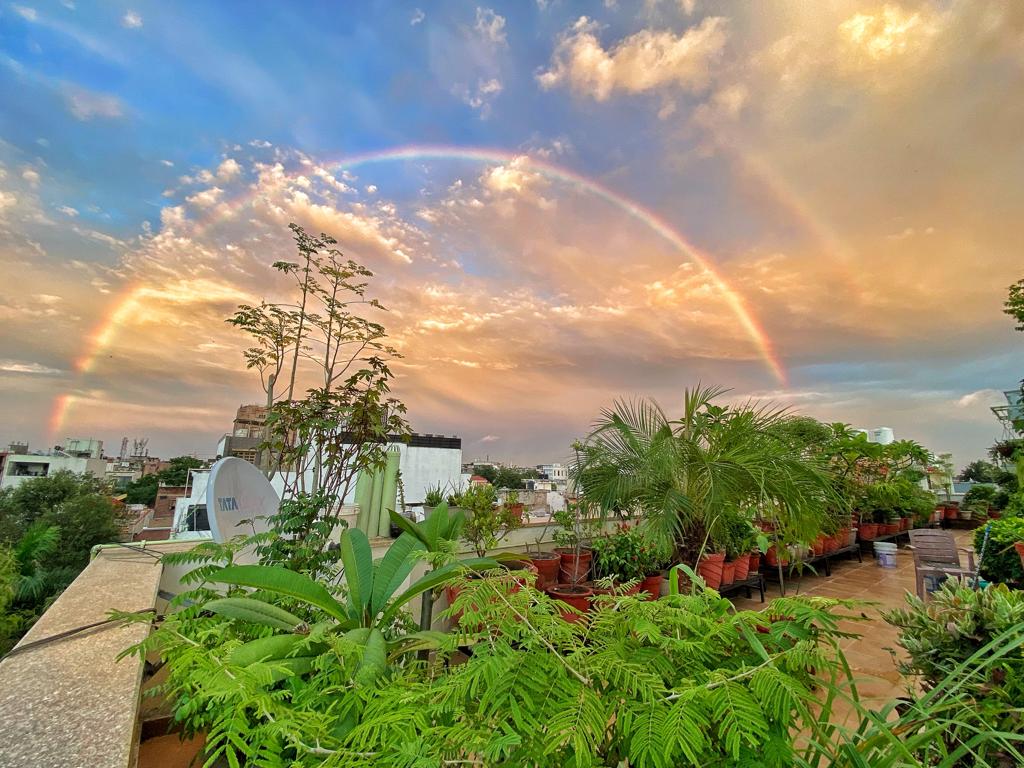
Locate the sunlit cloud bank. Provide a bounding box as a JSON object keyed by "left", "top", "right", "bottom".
{"left": 0, "top": 1, "right": 1021, "bottom": 466}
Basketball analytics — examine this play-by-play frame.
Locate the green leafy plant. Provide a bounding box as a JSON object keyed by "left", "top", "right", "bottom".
{"left": 975, "top": 517, "right": 1024, "bottom": 585}
{"left": 459, "top": 483, "right": 522, "bottom": 557}
{"left": 590, "top": 524, "right": 646, "bottom": 581}
{"left": 422, "top": 483, "right": 445, "bottom": 508}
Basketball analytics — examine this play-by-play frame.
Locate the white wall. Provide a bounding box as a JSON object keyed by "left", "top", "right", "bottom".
{"left": 0, "top": 454, "right": 99, "bottom": 490}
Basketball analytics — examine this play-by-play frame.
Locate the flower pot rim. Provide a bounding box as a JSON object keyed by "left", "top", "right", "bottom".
{"left": 547, "top": 584, "right": 594, "bottom": 597}
{"left": 530, "top": 551, "right": 560, "bottom": 561}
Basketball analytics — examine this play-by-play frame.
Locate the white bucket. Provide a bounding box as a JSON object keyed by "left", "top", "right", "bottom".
{"left": 873, "top": 541, "right": 898, "bottom": 568}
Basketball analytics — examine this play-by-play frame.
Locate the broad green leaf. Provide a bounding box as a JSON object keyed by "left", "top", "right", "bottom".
{"left": 228, "top": 634, "right": 307, "bottom": 666}
{"left": 204, "top": 597, "right": 303, "bottom": 631}
{"left": 258, "top": 656, "right": 317, "bottom": 684}
{"left": 341, "top": 627, "right": 388, "bottom": 684}
{"left": 388, "top": 509, "right": 422, "bottom": 542}
{"left": 388, "top": 630, "right": 448, "bottom": 660}
{"left": 339, "top": 528, "right": 374, "bottom": 621}
{"left": 379, "top": 557, "right": 498, "bottom": 626}
{"left": 210, "top": 564, "right": 347, "bottom": 623}
{"left": 370, "top": 532, "right": 420, "bottom": 616}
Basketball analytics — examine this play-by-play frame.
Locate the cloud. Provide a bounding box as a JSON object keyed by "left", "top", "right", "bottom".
{"left": 410, "top": 8, "right": 425, "bottom": 26}
{"left": 185, "top": 186, "right": 224, "bottom": 208}
{"left": 13, "top": 5, "right": 38, "bottom": 21}
{"left": 480, "top": 434, "right": 501, "bottom": 443}
{"left": 121, "top": 10, "right": 143, "bottom": 29}
{"left": 0, "top": 191, "right": 16, "bottom": 211}
{"left": 62, "top": 85, "right": 124, "bottom": 120}
{"left": 20, "top": 168, "right": 40, "bottom": 187}
{"left": 0, "top": 360, "right": 62, "bottom": 375}
{"left": 538, "top": 15, "right": 728, "bottom": 101}
{"left": 956, "top": 389, "right": 1005, "bottom": 409}
{"left": 57, "top": 205, "right": 78, "bottom": 217}
{"left": 215, "top": 158, "right": 241, "bottom": 180}
{"left": 458, "top": 77, "right": 503, "bottom": 116}
{"left": 474, "top": 7, "right": 507, "bottom": 47}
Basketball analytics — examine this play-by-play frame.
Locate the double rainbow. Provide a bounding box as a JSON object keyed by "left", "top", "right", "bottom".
{"left": 50, "top": 145, "right": 786, "bottom": 436}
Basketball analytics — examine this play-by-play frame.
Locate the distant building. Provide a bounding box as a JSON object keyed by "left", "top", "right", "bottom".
{"left": 153, "top": 485, "right": 187, "bottom": 518}
{"left": 536, "top": 463, "right": 568, "bottom": 482}
{"left": 216, "top": 403, "right": 268, "bottom": 463}
{"left": 853, "top": 427, "right": 895, "bottom": 445}
{"left": 0, "top": 440, "right": 107, "bottom": 490}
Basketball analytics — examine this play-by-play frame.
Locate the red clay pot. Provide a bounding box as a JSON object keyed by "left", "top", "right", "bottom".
{"left": 859, "top": 523, "right": 879, "bottom": 541}
{"left": 1014, "top": 541, "right": 1024, "bottom": 569}
{"left": 696, "top": 552, "right": 726, "bottom": 589}
{"left": 555, "top": 547, "right": 592, "bottom": 584}
{"left": 765, "top": 546, "right": 790, "bottom": 568}
{"left": 943, "top": 506, "right": 958, "bottom": 520}
{"left": 748, "top": 551, "right": 762, "bottom": 572}
{"left": 901, "top": 517, "right": 912, "bottom": 531}
{"left": 547, "top": 584, "right": 593, "bottom": 622}
{"left": 530, "top": 552, "right": 561, "bottom": 591}
{"left": 732, "top": 555, "right": 750, "bottom": 582}
{"left": 721, "top": 559, "right": 736, "bottom": 587}
{"left": 882, "top": 522, "right": 899, "bottom": 536}
{"left": 811, "top": 537, "right": 826, "bottom": 557}
{"left": 989, "top": 511, "right": 1001, "bottom": 520}
{"left": 823, "top": 535, "right": 838, "bottom": 554}
{"left": 640, "top": 573, "right": 663, "bottom": 600}
{"left": 502, "top": 559, "right": 538, "bottom": 590}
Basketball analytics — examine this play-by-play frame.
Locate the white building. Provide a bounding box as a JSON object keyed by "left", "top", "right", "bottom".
{"left": 0, "top": 441, "right": 107, "bottom": 490}
{"left": 172, "top": 432, "right": 464, "bottom": 538}
{"left": 853, "top": 427, "right": 896, "bottom": 445}
{"left": 536, "top": 463, "right": 568, "bottom": 482}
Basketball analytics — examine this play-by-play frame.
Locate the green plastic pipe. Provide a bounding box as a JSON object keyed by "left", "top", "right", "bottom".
{"left": 377, "top": 449, "right": 401, "bottom": 538}
{"left": 354, "top": 470, "right": 374, "bottom": 533}
{"left": 368, "top": 463, "right": 385, "bottom": 537}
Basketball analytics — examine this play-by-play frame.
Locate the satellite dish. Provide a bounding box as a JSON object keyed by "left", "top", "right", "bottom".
{"left": 206, "top": 457, "right": 278, "bottom": 547}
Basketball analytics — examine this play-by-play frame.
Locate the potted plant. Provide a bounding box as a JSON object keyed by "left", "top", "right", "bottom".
{"left": 637, "top": 540, "right": 668, "bottom": 599}
{"left": 546, "top": 582, "right": 594, "bottom": 622}
{"left": 589, "top": 524, "right": 645, "bottom": 595}
{"left": 552, "top": 501, "right": 597, "bottom": 584}
{"left": 423, "top": 483, "right": 445, "bottom": 514}
{"left": 723, "top": 511, "right": 756, "bottom": 583}
{"left": 858, "top": 509, "right": 879, "bottom": 541}
{"left": 459, "top": 484, "right": 522, "bottom": 558}
{"left": 503, "top": 489, "right": 526, "bottom": 522}
{"left": 528, "top": 549, "right": 561, "bottom": 591}
{"left": 696, "top": 527, "right": 727, "bottom": 590}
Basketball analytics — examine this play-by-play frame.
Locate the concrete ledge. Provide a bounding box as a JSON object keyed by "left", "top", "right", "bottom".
{"left": 0, "top": 548, "right": 164, "bottom": 768}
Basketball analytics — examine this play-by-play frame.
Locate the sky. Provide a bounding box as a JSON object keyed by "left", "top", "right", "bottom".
{"left": 0, "top": 1, "right": 1021, "bottom": 469}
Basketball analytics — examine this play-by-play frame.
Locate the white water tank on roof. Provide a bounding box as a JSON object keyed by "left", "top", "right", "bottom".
{"left": 867, "top": 427, "right": 895, "bottom": 445}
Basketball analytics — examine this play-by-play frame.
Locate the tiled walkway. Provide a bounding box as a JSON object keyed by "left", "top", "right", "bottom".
{"left": 732, "top": 531, "right": 974, "bottom": 714}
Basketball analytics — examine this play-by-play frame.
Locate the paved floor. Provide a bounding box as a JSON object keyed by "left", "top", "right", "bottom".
{"left": 732, "top": 531, "right": 974, "bottom": 720}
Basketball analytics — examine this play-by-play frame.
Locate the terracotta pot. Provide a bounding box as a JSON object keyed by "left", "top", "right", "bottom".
{"left": 882, "top": 522, "right": 899, "bottom": 536}
{"left": 547, "top": 584, "right": 593, "bottom": 622}
{"left": 507, "top": 503, "right": 525, "bottom": 522}
{"left": 584, "top": 580, "right": 641, "bottom": 597}
{"left": 555, "top": 547, "right": 592, "bottom": 584}
{"left": 530, "top": 552, "right": 561, "bottom": 591}
{"left": 721, "top": 559, "right": 736, "bottom": 587}
{"left": 757, "top": 520, "right": 775, "bottom": 532}
{"left": 640, "top": 573, "right": 663, "bottom": 600}
{"left": 989, "top": 511, "right": 1001, "bottom": 519}
{"left": 732, "top": 555, "right": 750, "bottom": 581}
{"left": 859, "top": 523, "right": 878, "bottom": 541}
{"left": 748, "top": 551, "right": 762, "bottom": 572}
{"left": 1015, "top": 541, "right": 1024, "bottom": 569}
{"left": 696, "top": 552, "right": 726, "bottom": 589}
{"left": 943, "top": 506, "right": 958, "bottom": 520}
{"left": 765, "top": 545, "right": 790, "bottom": 568}
{"left": 902, "top": 517, "right": 912, "bottom": 531}
{"left": 823, "top": 535, "right": 838, "bottom": 554}
{"left": 811, "top": 537, "right": 826, "bottom": 557}
{"left": 502, "top": 559, "right": 538, "bottom": 590}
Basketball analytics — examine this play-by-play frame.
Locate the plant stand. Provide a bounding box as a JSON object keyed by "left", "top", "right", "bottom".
{"left": 718, "top": 572, "right": 765, "bottom": 603}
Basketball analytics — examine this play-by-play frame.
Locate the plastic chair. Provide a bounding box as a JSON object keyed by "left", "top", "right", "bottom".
{"left": 908, "top": 529, "right": 975, "bottom": 599}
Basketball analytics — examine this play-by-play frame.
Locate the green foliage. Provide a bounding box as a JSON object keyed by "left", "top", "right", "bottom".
{"left": 958, "top": 460, "right": 1004, "bottom": 484}
{"left": 590, "top": 524, "right": 648, "bottom": 581}
{"left": 134, "top": 562, "right": 862, "bottom": 767}
{"left": 422, "top": 483, "right": 446, "bottom": 508}
{"left": 880, "top": 580, "right": 1024, "bottom": 764}
{"left": 0, "top": 472, "right": 121, "bottom": 654}
{"left": 123, "top": 473, "right": 158, "bottom": 505}
{"left": 714, "top": 508, "right": 758, "bottom": 559}
{"left": 975, "top": 517, "right": 1024, "bottom": 584}
{"left": 962, "top": 483, "right": 997, "bottom": 511}
{"left": 574, "top": 386, "right": 836, "bottom": 561}
{"left": 1006, "top": 276, "right": 1024, "bottom": 332}
{"left": 456, "top": 483, "right": 522, "bottom": 557}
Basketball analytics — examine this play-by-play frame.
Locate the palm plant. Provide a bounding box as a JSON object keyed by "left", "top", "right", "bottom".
{"left": 574, "top": 385, "right": 834, "bottom": 560}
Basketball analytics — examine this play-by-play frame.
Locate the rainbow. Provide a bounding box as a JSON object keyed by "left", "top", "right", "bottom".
{"left": 50, "top": 145, "right": 786, "bottom": 436}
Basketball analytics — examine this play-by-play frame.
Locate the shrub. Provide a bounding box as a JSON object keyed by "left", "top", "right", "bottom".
{"left": 975, "top": 517, "right": 1024, "bottom": 585}
{"left": 590, "top": 524, "right": 647, "bottom": 581}
{"left": 883, "top": 579, "right": 1024, "bottom": 760}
